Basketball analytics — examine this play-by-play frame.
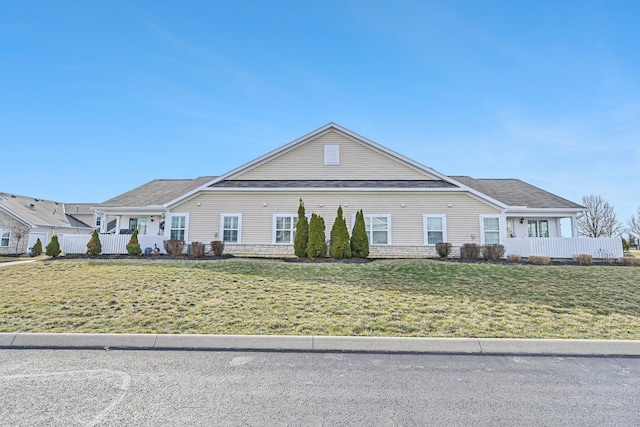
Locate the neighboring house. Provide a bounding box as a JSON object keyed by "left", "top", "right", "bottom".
{"left": 66, "top": 203, "right": 102, "bottom": 231}
{"left": 0, "top": 193, "right": 94, "bottom": 255}
{"left": 94, "top": 123, "right": 619, "bottom": 259}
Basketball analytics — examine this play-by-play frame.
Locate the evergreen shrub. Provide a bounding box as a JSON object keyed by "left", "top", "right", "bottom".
{"left": 294, "top": 199, "right": 309, "bottom": 258}
{"left": 350, "top": 209, "right": 369, "bottom": 258}
{"left": 31, "top": 238, "right": 43, "bottom": 256}
{"left": 330, "top": 206, "right": 351, "bottom": 260}
{"left": 86, "top": 229, "right": 102, "bottom": 255}
{"left": 126, "top": 230, "right": 142, "bottom": 256}
{"left": 306, "top": 213, "right": 327, "bottom": 260}
{"left": 45, "top": 235, "right": 61, "bottom": 257}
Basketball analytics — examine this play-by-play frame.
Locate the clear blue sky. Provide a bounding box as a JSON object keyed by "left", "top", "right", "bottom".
{"left": 1, "top": 1, "right": 638, "bottom": 224}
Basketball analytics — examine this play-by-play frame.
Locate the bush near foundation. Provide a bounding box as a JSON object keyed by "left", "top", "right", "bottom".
{"left": 461, "top": 243, "right": 479, "bottom": 260}
{"left": 191, "top": 242, "right": 205, "bottom": 258}
{"left": 574, "top": 254, "right": 593, "bottom": 265}
{"left": 507, "top": 254, "right": 522, "bottom": 262}
{"left": 211, "top": 240, "right": 225, "bottom": 257}
{"left": 529, "top": 256, "right": 551, "bottom": 265}
{"left": 620, "top": 257, "right": 640, "bottom": 266}
{"left": 164, "top": 239, "right": 185, "bottom": 256}
{"left": 435, "top": 242, "right": 452, "bottom": 258}
{"left": 482, "top": 244, "right": 505, "bottom": 261}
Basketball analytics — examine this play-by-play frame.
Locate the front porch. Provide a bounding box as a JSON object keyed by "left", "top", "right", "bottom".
{"left": 503, "top": 237, "right": 623, "bottom": 259}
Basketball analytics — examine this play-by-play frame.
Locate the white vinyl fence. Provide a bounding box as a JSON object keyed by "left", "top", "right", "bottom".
{"left": 504, "top": 237, "right": 623, "bottom": 259}
{"left": 61, "top": 234, "right": 167, "bottom": 255}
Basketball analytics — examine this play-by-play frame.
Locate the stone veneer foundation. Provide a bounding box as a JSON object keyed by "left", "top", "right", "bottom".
{"left": 222, "top": 244, "right": 461, "bottom": 259}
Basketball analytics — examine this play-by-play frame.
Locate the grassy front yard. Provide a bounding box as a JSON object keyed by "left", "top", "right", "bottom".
{"left": 1, "top": 258, "right": 639, "bottom": 339}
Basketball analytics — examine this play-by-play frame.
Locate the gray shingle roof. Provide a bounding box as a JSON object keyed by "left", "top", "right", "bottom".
{"left": 100, "top": 176, "right": 216, "bottom": 207}
{"left": 210, "top": 180, "right": 457, "bottom": 189}
{"left": 451, "top": 176, "right": 584, "bottom": 209}
{"left": 0, "top": 193, "right": 93, "bottom": 229}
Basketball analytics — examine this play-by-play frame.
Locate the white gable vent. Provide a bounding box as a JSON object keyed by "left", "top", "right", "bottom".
{"left": 324, "top": 144, "right": 340, "bottom": 165}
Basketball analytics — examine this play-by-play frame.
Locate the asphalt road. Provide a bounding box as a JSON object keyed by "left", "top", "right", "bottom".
{"left": 1, "top": 349, "right": 638, "bottom": 426}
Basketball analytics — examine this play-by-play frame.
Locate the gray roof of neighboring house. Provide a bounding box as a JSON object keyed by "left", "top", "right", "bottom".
{"left": 210, "top": 180, "right": 458, "bottom": 189}
{"left": 100, "top": 176, "right": 216, "bottom": 207}
{"left": 66, "top": 203, "right": 98, "bottom": 214}
{"left": 0, "top": 193, "right": 93, "bottom": 229}
{"left": 451, "top": 176, "right": 584, "bottom": 209}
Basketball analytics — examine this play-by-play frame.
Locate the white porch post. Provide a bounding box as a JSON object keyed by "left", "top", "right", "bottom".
{"left": 570, "top": 216, "right": 578, "bottom": 238}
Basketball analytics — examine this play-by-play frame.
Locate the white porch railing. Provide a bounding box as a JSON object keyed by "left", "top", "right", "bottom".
{"left": 60, "top": 234, "right": 168, "bottom": 255}
{"left": 503, "top": 237, "right": 623, "bottom": 259}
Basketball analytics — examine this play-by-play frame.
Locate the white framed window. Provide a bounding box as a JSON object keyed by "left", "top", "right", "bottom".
{"left": 273, "top": 214, "right": 298, "bottom": 244}
{"left": 169, "top": 214, "right": 189, "bottom": 241}
{"left": 129, "top": 218, "right": 148, "bottom": 235}
{"left": 95, "top": 215, "right": 101, "bottom": 228}
{"left": 528, "top": 220, "right": 549, "bottom": 238}
{"left": 221, "top": 213, "right": 242, "bottom": 244}
{"left": 324, "top": 144, "right": 340, "bottom": 165}
{"left": 424, "top": 214, "right": 447, "bottom": 245}
{"left": 355, "top": 214, "right": 391, "bottom": 245}
{"left": 1, "top": 229, "right": 10, "bottom": 247}
{"left": 480, "top": 215, "right": 501, "bottom": 244}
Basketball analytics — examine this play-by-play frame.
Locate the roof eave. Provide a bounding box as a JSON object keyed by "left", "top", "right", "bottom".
{"left": 201, "top": 186, "right": 467, "bottom": 192}
{"left": 504, "top": 207, "right": 585, "bottom": 214}
{"left": 97, "top": 205, "right": 167, "bottom": 213}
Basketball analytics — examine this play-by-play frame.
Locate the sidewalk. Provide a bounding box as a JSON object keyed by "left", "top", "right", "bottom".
{"left": 0, "top": 259, "right": 39, "bottom": 267}
{"left": 1, "top": 333, "right": 639, "bottom": 356}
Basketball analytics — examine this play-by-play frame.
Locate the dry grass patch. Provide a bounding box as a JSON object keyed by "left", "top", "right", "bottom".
{"left": 1, "top": 258, "right": 639, "bottom": 339}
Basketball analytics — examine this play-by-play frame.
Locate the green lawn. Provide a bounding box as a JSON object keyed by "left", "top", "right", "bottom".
{"left": 1, "top": 258, "right": 639, "bottom": 339}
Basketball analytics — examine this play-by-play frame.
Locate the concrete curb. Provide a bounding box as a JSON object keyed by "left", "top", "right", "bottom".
{"left": 1, "top": 333, "right": 639, "bottom": 356}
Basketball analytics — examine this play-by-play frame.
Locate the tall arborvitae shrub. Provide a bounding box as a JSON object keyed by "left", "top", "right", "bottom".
{"left": 31, "top": 238, "right": 43, "bottom": 256}
{"left": 86, "top": 229, "right": 102, "bottom": 255}
{"left": 306, "top": 213, "right": 327, "bottom": 260}
{"left": 330, "top": 206, "right": 351, "bottom": 260}
{"left": 126, "top": 229, "right": 142, "bottom": 256}
{"left": 45, "top": 235, "right": 61, "bottom": 257}
{"left": 294, "top": 198, "right": 309, "bottom": 258}
{"left": 350, "top": 209, "right": 369, "bottom": 258}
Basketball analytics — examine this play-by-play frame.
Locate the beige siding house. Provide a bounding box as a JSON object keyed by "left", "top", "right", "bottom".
{"left": 97, "top": 123, "right": 593, "bottom": 258}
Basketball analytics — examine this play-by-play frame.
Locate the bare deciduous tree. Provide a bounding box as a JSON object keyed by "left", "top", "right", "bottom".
{"left": 628, "top": 207, "right": 640, "bottom": 239}
{"left": 577, "top": 195, "right": 622, "bottom": 238}
{"left": 12, "top": 224, "right": 31, "bottom": 254}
